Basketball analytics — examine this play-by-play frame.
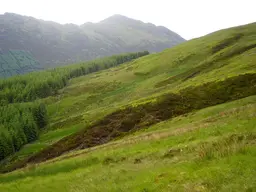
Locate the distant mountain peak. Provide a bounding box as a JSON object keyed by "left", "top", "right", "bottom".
{"left": 108, "top": 14, "right": 128, "bottom": 19}
{"left": 0, "top": 12, "right": 185, "bottom": 77}
{"left": 100, "top": 14, "right": 132, "bottom": 23}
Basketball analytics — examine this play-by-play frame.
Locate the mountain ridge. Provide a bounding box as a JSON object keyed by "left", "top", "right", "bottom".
{"left": 0, "top": 13, "right": 185, "bottom": 78}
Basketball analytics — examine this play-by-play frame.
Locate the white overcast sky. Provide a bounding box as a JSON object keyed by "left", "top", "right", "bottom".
{"left": 1, "top": 0, "right": 255, "bottom": 39}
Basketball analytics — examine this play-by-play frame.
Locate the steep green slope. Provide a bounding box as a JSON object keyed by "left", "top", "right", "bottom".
{"left": 21, "top": 73, "right": 256, "bottom": 164}
{"left": 0, "top": 96, "right": 255, "bottom": 191}
{"left": 44, "top": 22, "right": 256, "bottom": 128}
{"left": 0, "top": 13, "right": 184, "bottom": 77}
{"left": 0, "top": 23, "right": 255, "bottom": 190}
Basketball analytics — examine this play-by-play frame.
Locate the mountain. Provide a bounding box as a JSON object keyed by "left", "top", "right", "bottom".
{"left": 0, "top": 22, "right": 255, "bottom": 191}
{"left": 0, "top": 13, "right": 185, "bottom": 77}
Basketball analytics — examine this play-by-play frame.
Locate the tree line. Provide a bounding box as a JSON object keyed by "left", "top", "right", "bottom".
{"left": 0, "top": 51, "right": 149, "bottom": 105}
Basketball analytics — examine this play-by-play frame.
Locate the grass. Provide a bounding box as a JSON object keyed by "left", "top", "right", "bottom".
{"left": 0, "top": 96, "right": 255, "bottom": 191}
{"left": 0, "top": 22, "right": 256, "bottom": 191}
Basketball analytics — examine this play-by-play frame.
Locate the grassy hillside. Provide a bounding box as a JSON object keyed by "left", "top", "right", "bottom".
{"left": 0, "top": 22, "right": 255, "bottom": 191}
{"left": 0, "top": 96, "right": 255, "bottom": 191}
